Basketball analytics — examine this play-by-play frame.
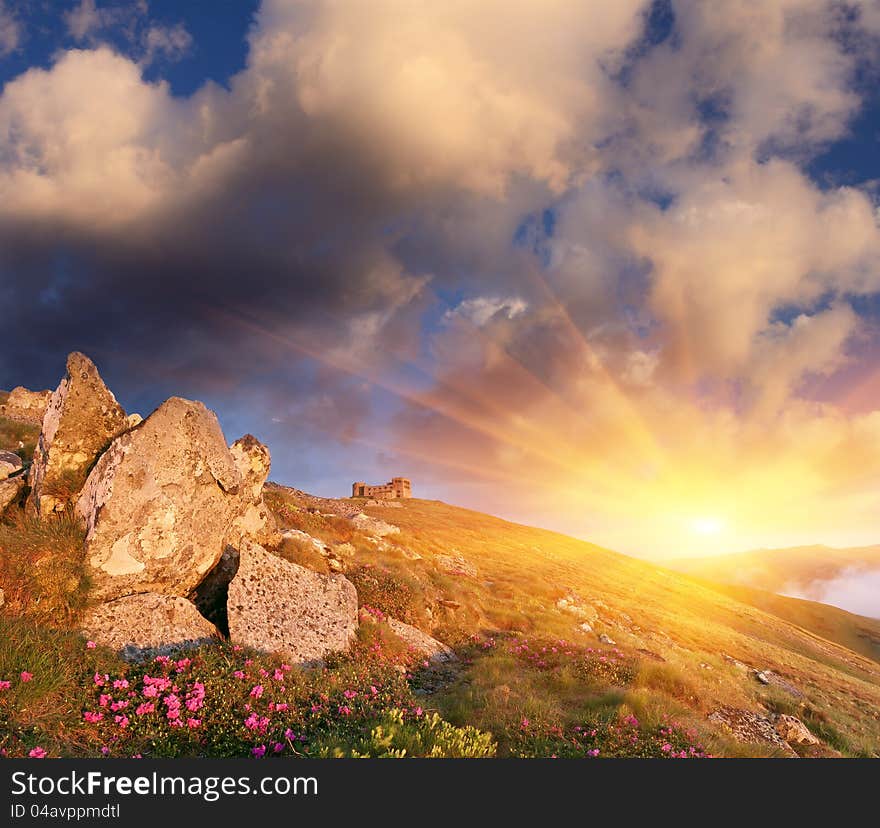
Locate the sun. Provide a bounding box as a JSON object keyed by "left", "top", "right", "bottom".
{"left": 690, "top": 516, "right": 725, "bottom": 536}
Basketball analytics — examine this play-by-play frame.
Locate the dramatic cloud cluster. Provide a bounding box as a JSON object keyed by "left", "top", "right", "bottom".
{"left": 2, "top": 0, "right": 880, "bottom": 557}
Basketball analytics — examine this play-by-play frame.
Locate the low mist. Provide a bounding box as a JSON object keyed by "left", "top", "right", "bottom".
{"left": 782, "top": 567, "right": 880, "bottom": 620}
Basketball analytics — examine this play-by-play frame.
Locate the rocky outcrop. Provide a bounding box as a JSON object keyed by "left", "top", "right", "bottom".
{"left": 227, "top": 540, "right": 358, "bottom": 666}
{"left": 29, "top": 353, "right": 128, "bottom": 515}
{"left": 352, "top": 513, "right": 400, "bottom": 538}
{"left": 386, "top": 617, "right": 456, "bottom": 663}
{"left": 774, "top": 715, "right": 819, "bottom": 745}
{"left": 80, "top": 593, "right": 220, "bottom": 661}
{"left": 0, "top": 451, "right": 22, "bottom": 481}
{"left": 0, "top": 475, "right": 26, "bottom": 515}
{"left": 0, "top": 387, "right": 51, "bottom": 424}
{"left": 436, "top": 552, "right": 477, "bottom": 577}
{"left": 76, "top": 397, "right": 247, "bottom": 602}
{"left": 224, "top": 435, "right": 280, "bottom": 549}
{"left": 707, "top": 707, "right": 797, "bottom": 756}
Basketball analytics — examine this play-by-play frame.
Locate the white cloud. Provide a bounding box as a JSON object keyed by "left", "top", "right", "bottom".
{"left": 447, "top": 296, "right": 529, "bottom": 327}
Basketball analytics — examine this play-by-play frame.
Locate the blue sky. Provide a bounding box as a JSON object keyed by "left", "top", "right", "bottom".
{"left": 2, "top": 1, "right": 880, "bottom": 558}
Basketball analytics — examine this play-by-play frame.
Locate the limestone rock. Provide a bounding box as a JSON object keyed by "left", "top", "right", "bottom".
{"left": 386, "top": 617, "right": 456, "bottom": 663}
{"left": 76, "top": 397, "right": 246, "bottom": 602}
{"left": 0, "top": 387, "right": 51, "bottom": 424}
{"left": 556, "top": 594, "right": 598, "bottom": 623}
{"left": 0, "top": 587, "right": 4, "bottom": 609}
{"left": 707, "top": 707, "right": 797, "bottom": 756}
{"left": 0, "top": 475, "right": 25, "bottom": 514}
{"left": 224, "top": 435, "right": 280, "bottom": 548}
{"left": 81, "top": 593, "right": 220, "bottom": 661}
{"left": 227, "top": 540, "right": 358, "bottom": 666}
{"left": 0, "top": 451, "right": 22, "bottom": 481}
{"left": 775, "top": 715, "right": 819, "bottom": 745}
{"left": 599, "top": 633, "right": 616, "bottom": 645}
{"left": 30, "top": 353, "right": 128, "bottom": 515}
{"left": 436, "top": 552, "right": 477, "bottom": 577}
{"left": 352, "top": 513, "right": 400, "bottom": 538}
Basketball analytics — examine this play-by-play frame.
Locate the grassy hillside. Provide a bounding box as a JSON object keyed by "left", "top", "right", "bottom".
{"left": 2, "top": 486, "right": 880, "bottom": 758}
{"left": 670, "top": 544, "right": 880, "bottom": 596}
{"left": 265, "top": 490, "right": 880, "bottom": 757}
{"left": 679, "top": 578, "right": 880, "bottom": 664}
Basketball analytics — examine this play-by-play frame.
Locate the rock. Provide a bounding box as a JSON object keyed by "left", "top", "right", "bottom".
{"left": 352, "top": 513, "right": 400, "bottom": 538}
{"left": 399, "top": 546, "right": 422, "bottom": 561}
{"left": 0, "top": 451, "right": 22, "bottom": 481}
{"left": 774, "top": 715, "right": 819, "bottom": 746}
{"left": 0, "top": 387, "right": 52, "bottom": 424}
{"left": 386, "top": 617, "right": 456, "bottom": 663}
{"left": 30, "top": 353, "right": 128, "bottom": 515}
{"left": 0, "top": 475, "right": 26, "bottom": 514}
{"left": 282, "top": 529, "right": 326, "bottom": 554}
{"left": 227, "top": 540, "right": 358, "bottom": 666}
{"left": 76, "top": 397, "right": 246, "bottom": 602}
{"left": 224, "top": 435, "right": 280, "bottom": 548}
{"left": 436, "top": 552, "right": 477, "bottom": 577}
{"left": 125, "top": 413, "right": 143, "bottom": 429}
{"left": 438, "top": 599, "right": 461, "bottom": 609}
{"left": 0, "top": 587, "right": 4, "bottom": 608}
{"left": 599, "top": 633, "right": 616, "bottom": 645}
{"left": 578, "top": 622, "right": 593, "bottom": 634}
{"left": 556, "top": 595, "right": 598, "bottom": 622}
{"left": 80, "top": 593, "right": 220, "bottom": 661}
{"left": 754, "top": 670, "right": 771, "bottom": 685}
{"left": 707, "top": 707, "right": 797, "bottom": 756}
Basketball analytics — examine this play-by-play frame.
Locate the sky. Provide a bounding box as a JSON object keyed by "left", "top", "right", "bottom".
{"left": 2, "top": 1, "right": 880, "bottom": 560}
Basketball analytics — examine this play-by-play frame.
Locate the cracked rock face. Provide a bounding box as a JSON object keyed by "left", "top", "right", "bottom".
{"left": 224, "top": 435, "right": 280, "bottom": 549}
{"left": 0, "top": 387, "right": 51, "bottom": 424}
{"left": 0, "top": 475, "right": 25, "bottom": 515}
{"left": 80, "top": 593, "right": 220, "bottom": 661}
{"left": 76, "top": 397, "right": 249, "bottom": 602}
{"left": 29, "top": 353, "right": 128, "bottom": 516}
{"left": 227, "top": 539, "right": 358, "bottom": 666}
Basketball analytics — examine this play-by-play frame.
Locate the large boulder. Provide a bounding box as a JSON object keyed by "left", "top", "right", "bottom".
{"left": 0, "top": 387, "right": 51, "bottom": 424}
{"left": 227, "top": 540, "right": 358, "bottom": 666}
{"left": 224, "top": 435, "right": 280, "bottom": 549}
{"left": 29, "top": 353, "right": 128, "bottom": 515}
{"left": 0, "top": 451, "right": 22, "bottom": 481}
{"left": 0, "top": 475, "right": 25, "bottom": 515}
{"left": 76, "top": 397, "right": 247, "bottom": 602}
{"left": 80, "top": 593, "right": 220, "bottom": 661}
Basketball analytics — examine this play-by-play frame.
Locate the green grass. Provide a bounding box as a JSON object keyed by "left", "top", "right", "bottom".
{"left": 0, "top": 415, "right": 39, "bottom": 463}
{"left": 0, "top": 510, "right": 89, "bottom": 624}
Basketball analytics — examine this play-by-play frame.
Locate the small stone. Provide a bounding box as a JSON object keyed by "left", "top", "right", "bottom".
{"left": 599, "top": 633, "right": 616, "bottom": 645}
{"left": 0, "top": 451, "right": 23, "bottom": 481}
{"left": 386, "top": 617, "right": 456, "bottom": 663}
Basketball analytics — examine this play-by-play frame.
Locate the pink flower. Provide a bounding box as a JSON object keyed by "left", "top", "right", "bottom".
{"left": 98, "top": 694, "right": 111, "bottom": 707}
{"left": 112, "top": 678, "right": 129, "bottom": 690}
{"left": 520, "top": 718, "right": 530, "bottom": 729}
{"left": 661, "top": 743, "right": 672, "bottom": 753}
{"left": 0, "top": 680, "right": 10, "bottom": 691}
{"left": 114, "top": 715, "right": 130, "bottom": 729}
{"left": 28, "top": 747, "right": 47, "bottom": 758}
{"left": 281, "top": 664, "right": 292, "bottom": 672}
{"left": 232, "top": 645, "right": 243, "bottom": 652}
{"left": 273, "top": 669, "right": 284, "bottom": 681}
{"left": 284, "top": 728, "right": 295, "bottom": 740}
{"left": 101, "top": 746, "right": 110, "bottom": 756}
{"left": 343, "top": 689, "right": 357, "bottom": 700}
{"left": 233, "top": 670, "right": 246, "bottom": 680}
{"left": 83, "top": 711, "right": 103, "bottom": 723}
{"left": 370, "top": 685, "right": 378, "bottom": 695}
{"left": 186, "top": 718, "right": 201, "bottom": 729}
{"left": 259, "top": 668, "right": 269, "bottom": 678}
{"left": 412, "top": 706, "right": 423, "bottom": 718}
{"left": 85, "top": 641, "right": 97, "bottom": 649}
{"left": 587, "top": 749, "right": 600, "bottom": 757}
{"left": 110, "top": 700, "right": 129, "bottom": 711}
{"left": 175, "top": 658, "right": 191, "bottom": 673}
{"left": 274, "top": 702, "right": 289, "bottom": 712}
{"left": 273, "top": 742, "right": 284, "bottom": 753}
{"left": 135, "top": 703, "right": 155, "bottom": 716}
{"left": 244, "top": 659, "right": 253, "bottom": 666}
{"left": 166, "top": 709, "right": 180, "bottom": 721}
{"left": 250, "top": 684, "right": 264, "bottom": 699}
{"left": 20, "top": 671, "right": 33, "bottom": 682}
{"left": 252, "top": 745, "right": 266, "bottom": 758}
{"left": 338, "top": 705, "right": 352, "bottom": 716}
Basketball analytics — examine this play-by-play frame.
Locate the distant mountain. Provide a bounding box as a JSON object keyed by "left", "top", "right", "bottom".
{"left": 669, "top": 545, "right": 880, "bottom": 619}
